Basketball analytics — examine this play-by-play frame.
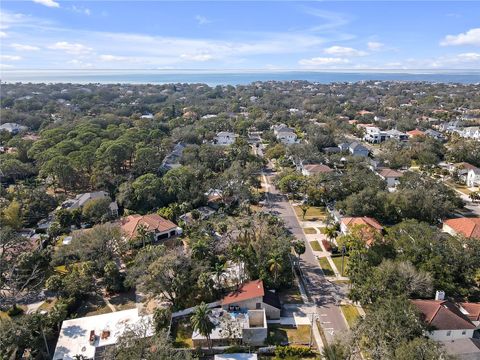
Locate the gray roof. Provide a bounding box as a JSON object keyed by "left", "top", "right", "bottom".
{"left": 0, "top": 122, "right": 28, "bottom": 133}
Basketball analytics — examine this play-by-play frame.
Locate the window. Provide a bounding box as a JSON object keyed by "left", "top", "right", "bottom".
{"left": 256, "top": 303, "right": 261, "bottom": 309}
{"left": 462, "top": 330, "right": 467, "bottom": 335}
{"left": 446, "top": 331, "right": 451, "bottom": 336}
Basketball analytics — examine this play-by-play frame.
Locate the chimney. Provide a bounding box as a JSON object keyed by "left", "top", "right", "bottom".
{"left": 435, "top": 290, "right": 445, "bottom": 301}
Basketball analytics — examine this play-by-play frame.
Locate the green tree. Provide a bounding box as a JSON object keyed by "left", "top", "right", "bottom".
{"left": 191, "top": 302, "right": 215, "bottom": 349}
{"left": 82, "top": 197, "right": 113, "bottom": 224}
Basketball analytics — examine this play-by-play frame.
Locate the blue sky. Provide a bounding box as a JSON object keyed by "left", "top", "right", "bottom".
{"left": 1, "top": 1, "right": 479, "bottom": 70}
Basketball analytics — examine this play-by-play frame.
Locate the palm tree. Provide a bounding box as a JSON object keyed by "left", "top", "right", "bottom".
{"left": 135, "top": 224, "right": 152, "bottom": 248}
{"left": 267, "top": 254, "right": 283, "bottom": 286}
{"left": 213, "top": 261, "right": 226, "bottom": 287}
{"left": 323, "top": 226, "right": 338, "bottom": 247}
{"left": 230, "top": 245, "right": 246, "bottom": 286}
{"left": 191, "top": 302, "right": 215, "bottom": 349}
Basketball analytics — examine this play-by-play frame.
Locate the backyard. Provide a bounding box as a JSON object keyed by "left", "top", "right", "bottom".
{"left": 267, "top": 324, "right": 312, "bottom": 346}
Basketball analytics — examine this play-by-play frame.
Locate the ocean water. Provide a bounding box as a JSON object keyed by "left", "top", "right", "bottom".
{"left": 1, "top": 70, "right": 480, "bottom": 85}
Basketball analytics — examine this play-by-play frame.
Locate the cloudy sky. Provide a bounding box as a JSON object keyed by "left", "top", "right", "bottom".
{"left": 1, "top": 1, "right": 479, "bottom": 71}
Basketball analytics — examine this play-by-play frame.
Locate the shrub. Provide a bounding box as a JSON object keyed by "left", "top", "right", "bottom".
{"left": 275, "top": 345, "right": 315, "bottom": 359}
{"left": 7, "top": 304, "right": 24, "bottom": 317}
{"left": 322, "top": 240, "right": 332, "bottom": 252}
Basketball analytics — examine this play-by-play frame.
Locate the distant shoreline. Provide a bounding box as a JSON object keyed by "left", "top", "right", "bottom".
{"left": 1, "top": 70, "right": 479, "bottom": 85}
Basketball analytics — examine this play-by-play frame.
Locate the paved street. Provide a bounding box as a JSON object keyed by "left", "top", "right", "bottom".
{"left": 261, "top": 168, "right": 349, "bottom": 344}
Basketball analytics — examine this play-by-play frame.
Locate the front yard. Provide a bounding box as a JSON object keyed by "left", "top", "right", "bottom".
{"left": 331, "top": 255, "right": 349, "bottom": 276}
{"left": 293, "top": 206, "right": 326, "bottom": 221}
{"left": 318, "top": 257, "right": 334, "bottom": 276}
{"left": 267, "top": 324, "right": 312, "bottom": 346}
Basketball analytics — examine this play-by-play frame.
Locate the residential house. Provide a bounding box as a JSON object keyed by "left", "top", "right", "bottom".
{"left": 448, "top": 162, "right": 478, "bottom": 183}
{"left": 53, "top": 308, "right": 153, "bottom": 360}
{"left": 460, "top": 303, "right": 480, "bottom": 327}
{"left": 377, "top": 168, "right": 403, "bottom": 188}
{"left": 215, "top": 354, "right": 258, "bottom": 360}
{"left": 121, "top": 214, "right": 182, "bottom": 243}
{"left": 340, "top": 216, "right": 383, "bottom": 246}
{"left": 215, "top": 131, "right": 238, "bottom": 146}
{"left": 179, "top": 206, "right": 216, "bottom": 226}
{"left": 272, "top": 124, "right": 297, "bottom": 145}
{"left": 406, "top": 129, "right": 426, "bottom": 138}
{"left": 301, "top": 163, "right": 333, "bottom": 176}
{"left": 162, "top": 142, "right": 185, "bottom": 170}
{"left": 467, "top": 168, "right": 480, "bottom": 188}
{"left": 363, "top": 126, "right": 387, "bottom": 144}
{"left": 461, "top": 127, "right": 480, "bottom": 141}
{"left": 192, "top": 280, "right": 280, "bottom": 347}
{"left": 345, "top": 142, "right": 369, "bottom": 157}
{"left": 425, "top": 129, "right": 446, "bottom": 141}
{"left": 140, "top": 112, "right": 154, "bottom": 119}
{"left": 412, "top": 296, "right": 477, "bottom": 342}
{"left": 385, "top": 129, "right": 409, "bottom": 141}
{"left": 0, "top": 122, "right": 28, "bottom": 134}
{"left": 61, "top": 191, "right": 118, "bottom": 217}
{"left": 442, "top": 217, "right": 480, "bottom": 239}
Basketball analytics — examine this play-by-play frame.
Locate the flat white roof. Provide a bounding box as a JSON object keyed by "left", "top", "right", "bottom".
{"left": 53, "top": 308, "right": 153, "bottom": 360}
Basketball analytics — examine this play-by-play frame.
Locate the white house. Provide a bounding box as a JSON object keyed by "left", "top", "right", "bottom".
{"left": 467, "top": 168, "right": 480, "bottom": 187}
{"left": 53, "top": 308, "right": 153, "bottom": 360}
{"left": 363, "top": 126, "right": 387, "bottom": 144}
{"left": 377, "top": 168, "right": 403, "bottom": 188}
{"left": 215, "top": 131, "right": 238, "bottom": 146}
{"left": 272, "top": 124, "right": 297, "bottom": 145}
{"left": 412, "top": 294, "right": 477, "bottom": 342}
{"left": 461, "top": 126, "right": 480, "bottom": 140}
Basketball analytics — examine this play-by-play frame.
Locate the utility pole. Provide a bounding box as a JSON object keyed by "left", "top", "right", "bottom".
{"left": 341, "top": 245, "right": 346, "bottom": 276}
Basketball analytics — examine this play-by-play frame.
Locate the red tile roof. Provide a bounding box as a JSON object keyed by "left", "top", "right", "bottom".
{"left": 412, "top": 300, "right": 476, "bottom": 330}
{"left": 222, "top": 280, "right": 265, "bottom": 306}
{"left": 461, "top": 303, "right": 480, "bottom": 322}
{"left": 121, "top": 214, "right": 177, "bottom": 239}
{"left": 407, "top": 129, "right": 425, "bottom": 137}
{"left": 341, "top": 217, "right": 383, "bottom": 231}
{"left": 443, "top": 217, "right": 480, "bottom": 239}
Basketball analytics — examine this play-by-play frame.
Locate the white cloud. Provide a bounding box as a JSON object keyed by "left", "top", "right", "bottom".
{"left": 454, "top": 52, "right": 480, "bottom": 62}
{"left": 440, "top": 28, "right": 480, "bottom": 46}
{"left": 367, "top": 41, "right": 384, "bottom": 51}
{"left": 299, "top": 57, "right": 349, "bottom": 66}
{"left": 324, "top": 46, "right": 367, "bottom": 57}
{"left": 32, "top": 0, "right": 60, "bottom": 8}
{"left": 99, "top": 54, "right": 128, "bottom": 61}
{"left": 72, "top": 6, "right": 91, "bottom": 16}
{"left": 1, "top": 55, "right": 22, "bottom": 61}
{"left": 68, "top": 59, "right": 93, "bottom": 67}
{"left": 0, "top": 63, "right": 15, "bottom": 69}
{"left": 195, "top": 15, "right": 211, "bottom": 25}
{"left": 0, "top": 31, "right": 7, "bottom": 38}
{"left": 180, "top": 53, "right": 214, "bottom": 62}
{"left": 11, "top": 43, "right": 40, "bottom": 51}
{"left": 48, "top": 41, "right": 92, "bottom": 54}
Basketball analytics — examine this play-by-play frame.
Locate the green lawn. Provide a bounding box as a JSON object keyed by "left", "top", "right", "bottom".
{"left": 267, "top": 325, "right": 312, "bottom": 346}
{"left": 340, "top": 305, "right": 360, "bottom": 328}
{"left": 293, "top": 206, "right": 326, "bottom": 221}
{"left": 318, "top": 257, "right": 335, "bottom": 276}
{"left": 309, "top": 241, "right": 322, "bottom": 251}
{"left": 331, "top": 255, "right": 349, "bottom": 276}
{"left": 303, "top": 227, "right": 317, "bottom": 234}
{"left": 172, "top": 320, "right": 194, "bottom": 348}
{"left": 445, "top": 180, "right": 473, "bottom": 195}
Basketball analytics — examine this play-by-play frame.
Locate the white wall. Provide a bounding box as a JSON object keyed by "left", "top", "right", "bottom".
{"left": 427, "top": 329, "right": 475, "bottom": 341}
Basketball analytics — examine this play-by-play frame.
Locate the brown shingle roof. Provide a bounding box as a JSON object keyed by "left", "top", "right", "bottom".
{"left": 412, "top": 300, "right": 476, "bottom": 330}
{"left": 460, "top": 303, "right": 480, "bottom": 322}
{"left": 378, "top": 168, "right": 404, "bottom": 178}
{"left": 407, "top": 129, "right": 425, "bottom": 137}
{"left": 443, "top": 217, "right": 480, "bottom": 239}
{"left": 222, "top": 280, "right": 265, "bottom": 306}
{"left": 303, "top": 164, "right": 333, "bottom": 174}
{"left": 121, "top": 214, "right": 177, "bottom": 240}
